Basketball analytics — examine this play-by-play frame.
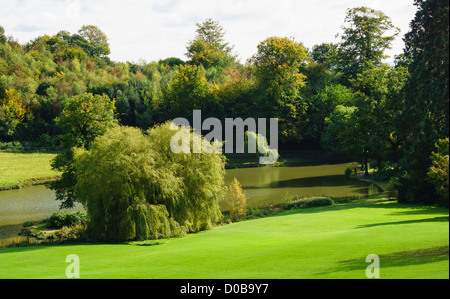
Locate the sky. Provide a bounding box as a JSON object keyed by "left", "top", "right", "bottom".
{"left": 1, "top": 0, "right": 418, "bottom": 63}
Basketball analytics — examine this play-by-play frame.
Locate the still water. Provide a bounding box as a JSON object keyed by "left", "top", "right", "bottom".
{"left": 0, "top": 163, "right": 377, "bottom": 237}
{"left": 0, "top": 185, "right": 83, "bottom": 226}
{"left": 225, "top": 163, "right": 378, "bottom": 208}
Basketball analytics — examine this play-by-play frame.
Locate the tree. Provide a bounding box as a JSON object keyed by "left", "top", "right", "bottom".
{"left": 186, "top": 18, "right": 236, "bottom": 80}
{"left": 303, "top": 83, "right": 356, "bottom": 142}
{"left": 51, "top": 93, "right": 117, "bottom": 209}
{"left": 321, "top": 105, "right": 359, "bottom": 163}
{"left": 428, "top": 138, "right": 449, "bottom": 207}
{"left": 0, "top": 26, "right": 6, "bottom": 44}
{"left": 395, "top": 0, "right": 449, "bottom": 204}
{"left": 0, "top": 89, "right": 29, "bottom": 140}
{"left": 225, "top": 178, "right": 248, "bottom": 222}
{"left": 78, "top": 25, "right": 110, "bottom": 57}
{"left": 350, "top": 63, "right": 409, "bottom": 169}
{"left": 311, "top": 43, "right": 338, "bottom": 70}
{"left": 251, "top": 36, "right": 310, "bottom": 142}
{"left": 163, "top": 64, "right": 220, "bottom": 120}
{"left": 74, "top": 123, "right": 227, "bottom": 242}
{"left": 322, "top": 63, "right": 409, "bottom": 175}
{"left": 146, "top": 122, "right": 226, "bottom": 233}
{"left": 336, "top": 7, "right": 400, "bottom": 83}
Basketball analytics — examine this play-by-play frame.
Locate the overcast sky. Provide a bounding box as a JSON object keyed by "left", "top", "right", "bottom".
{"left": 1, "top": 0, "right": 417, "bottom": 63}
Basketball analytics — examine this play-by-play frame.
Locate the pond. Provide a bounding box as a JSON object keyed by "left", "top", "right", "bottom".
{"left": 0, "top": 185, "right": 83, "bottom": 239}
{"left": 0, "top": 162, "right": 378, "bottom": 240}
{"left": 225, "top": 162, "right": 379, "bottom": 208}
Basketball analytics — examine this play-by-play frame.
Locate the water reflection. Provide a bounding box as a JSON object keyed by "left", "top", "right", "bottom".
{"left": 0, "top": 185, "right": 82, "bottom": 226}
{"left": 0, "top": 163, "right": 378, "bottom": 243}
{"left": 226, "top": 163, "right": 378, "bottom": 208}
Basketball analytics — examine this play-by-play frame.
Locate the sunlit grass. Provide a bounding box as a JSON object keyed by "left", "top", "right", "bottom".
{"left": 0, "top": 152, "right": 59, "bottom": 190}
{"left": 0, "top": 194, "right": 448, "bottom": 279}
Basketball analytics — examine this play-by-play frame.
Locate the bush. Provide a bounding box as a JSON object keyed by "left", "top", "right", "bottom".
{"left": 373, "top": 167, "right": 398, "bottom": 181}
{"left": 224, "top": 178, "right": 248, "bottom": 222}
{"left": 345, "top": 167, "right": 353, "bottom": 177}
{"left": 23, "top": 221, "right": 34, "bottom": 228}
{"left": 427, "top": 139, "right": 449, "bottom": 207}
{"left": 46, "top": 211, "right": 87, "bottom": 229}
{"left": 284, "top": 197, "right": 334, "bottom": 210}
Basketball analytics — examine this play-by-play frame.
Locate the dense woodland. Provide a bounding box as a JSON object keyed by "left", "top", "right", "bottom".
{"left": 1, "top": 1, "right": 448, "bottom": 212}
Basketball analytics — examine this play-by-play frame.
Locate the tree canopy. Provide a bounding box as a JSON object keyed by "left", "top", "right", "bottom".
{"left": 75, "top": 123, "right": 227, "bottom": 242}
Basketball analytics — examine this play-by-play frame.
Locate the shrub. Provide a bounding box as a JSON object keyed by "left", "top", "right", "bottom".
{"left": 224, "top": 178, "right": 248, "bottom": 222}
{"left": 345, "top": 167, "right": 353, "bottom": 177}
{"left": 373, "top": 167, "right": 398, "bottom": 181}
{"left": 23, "top": 221, "right": 34, "bottom": 228}
{"left": 284, "top": 197, "right": 334, "bottom": 210}
{"left": 46, "top": 211, "right": 87, "bottom": 229}
{"left": 428, "top": 138, "right": 449, "bottom": 207}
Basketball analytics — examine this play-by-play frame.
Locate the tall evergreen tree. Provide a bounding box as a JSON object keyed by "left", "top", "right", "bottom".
{"left": 395, "top": 0, "right": 449, "bottom": 204}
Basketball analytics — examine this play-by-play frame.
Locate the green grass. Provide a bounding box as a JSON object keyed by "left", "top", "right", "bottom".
{"left": 0, "top": 152, "right": 60, "bottom": 190}
{"left": 0, "top": 193, "right": 448, "bottom": 279}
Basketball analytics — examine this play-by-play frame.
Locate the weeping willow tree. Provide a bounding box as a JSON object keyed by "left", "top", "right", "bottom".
{"left": 74, "top": 123, "right": 227, "bottom": 242}
{"left": 147, "top": 122, "right": 227, "bottom": 233}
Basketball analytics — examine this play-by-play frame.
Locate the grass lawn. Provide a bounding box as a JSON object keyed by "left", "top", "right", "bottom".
{"left": 0, "top": 152, "right": 59, "bottom": 190}
{"left": 0, "top": 193, "right": 448, "bottom": 279}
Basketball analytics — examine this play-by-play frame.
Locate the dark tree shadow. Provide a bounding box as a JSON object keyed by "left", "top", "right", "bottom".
{"left": 318, "top": 246, "right": 449, "bottom": 276}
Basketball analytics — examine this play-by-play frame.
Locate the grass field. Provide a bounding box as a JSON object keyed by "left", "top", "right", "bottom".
{"left": 0, "top": 152, "right": 59, "bottom": 190}
{"left": 0, "top": 194, "right": 448, "bottom": 279}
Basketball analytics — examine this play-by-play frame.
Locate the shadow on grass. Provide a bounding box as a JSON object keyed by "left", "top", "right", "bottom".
{"left": 356, "top": 216, "right": 449, "bottom": 229}
{"left": 321, "top": 246, "right": 449, "bottom": 276}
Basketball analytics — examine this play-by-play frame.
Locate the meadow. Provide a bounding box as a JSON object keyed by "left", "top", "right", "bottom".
{"left": 0, "top": 193, "right": 448, "bottom": 279}
{"left": 0, "top": 152, "right": 59, "bottom": 190}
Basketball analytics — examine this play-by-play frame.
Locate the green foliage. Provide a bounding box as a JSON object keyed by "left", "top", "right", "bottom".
{"left": 127, "top": 204, "right": 186, "bottom": 241}
{"left": 251, "top": 36, "right": 310, "bottom": 142}
{"left": 395, "top": 0, "right": 449, "bottom": 205}
{"left": 428, "top": 138, "right": 449, "bottom": 207}
{"left": 0, "top": 26, "right": 6, "bottom": 44}
{"left": 50, "top": 93, "right": 117, "bottom": 209}
{"left": 186, "top": 18, "right": 236, "bottom": 81}
{"left": 78, "top": 25, "right": 111, "bottom": 57}
{"left": 46, "top": 211, "right": 87, "bottom": 229}
{"left": 311, "top": 43, "right": 338, "bottom": 69}
{"left": 336, "top": 6, "right": 400, "bottom": 82}
{"left": 225, "top": 178, "right": 248, "bottom": 222}
{"left": 163, "top": 64, "right": 219, "bottom": 120}
{"left": 74, "top": 124, "right": 226, "bottom": 242}
{"left": 283, "top": 197, "right": 334, "bottom": 210}
{"left": 345, "top": 167, "right": 353, "bottom": 177}
{"left": 321, "top": 105, "right": 357, "bottom": 155}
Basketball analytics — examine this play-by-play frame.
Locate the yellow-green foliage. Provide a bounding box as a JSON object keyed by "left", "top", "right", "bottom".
{"left": 428, "top": 138, "right": 449, "bottom": 207}
{"left": 225, "top": 178, "right": 248, "bottom": 222}
{"left": 75, "top": 123, "right": 226, "bottom": 242}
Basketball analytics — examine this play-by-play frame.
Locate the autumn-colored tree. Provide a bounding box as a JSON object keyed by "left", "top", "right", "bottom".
{"left": 0, "top": 89, "right": 29, "bottom": 139}
{"left": 251, "top": 36, "right": 310, "bottom": 142}
{"left": 225, "top": 178, "right": 248, "bottom": 222}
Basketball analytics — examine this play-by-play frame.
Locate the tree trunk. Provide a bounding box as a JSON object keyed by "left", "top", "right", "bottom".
{"left": 364, "top": 151, "right": 369, "bottom": 177}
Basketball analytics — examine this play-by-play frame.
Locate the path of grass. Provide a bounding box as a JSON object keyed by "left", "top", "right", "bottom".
{"left": 0, "top": 152, "right": 59, "bottom": 190}
{"left": 0, "top": 194, "right": 448, "bottom": 279}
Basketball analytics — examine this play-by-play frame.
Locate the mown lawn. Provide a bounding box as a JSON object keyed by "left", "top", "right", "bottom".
{"left": 0, "top": 194, "right": 448, "bottom": 279}
{"left": 0, "top": 152, "right": 59, "bottom": 190}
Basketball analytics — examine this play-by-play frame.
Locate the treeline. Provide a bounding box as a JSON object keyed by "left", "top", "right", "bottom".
{"left": 1, "top": 1, "right": 448, "bottom": 206}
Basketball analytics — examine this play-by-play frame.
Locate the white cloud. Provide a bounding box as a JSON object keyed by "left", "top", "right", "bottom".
{"left": 0, "top": 0, "right": 417, "bottom": 63}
